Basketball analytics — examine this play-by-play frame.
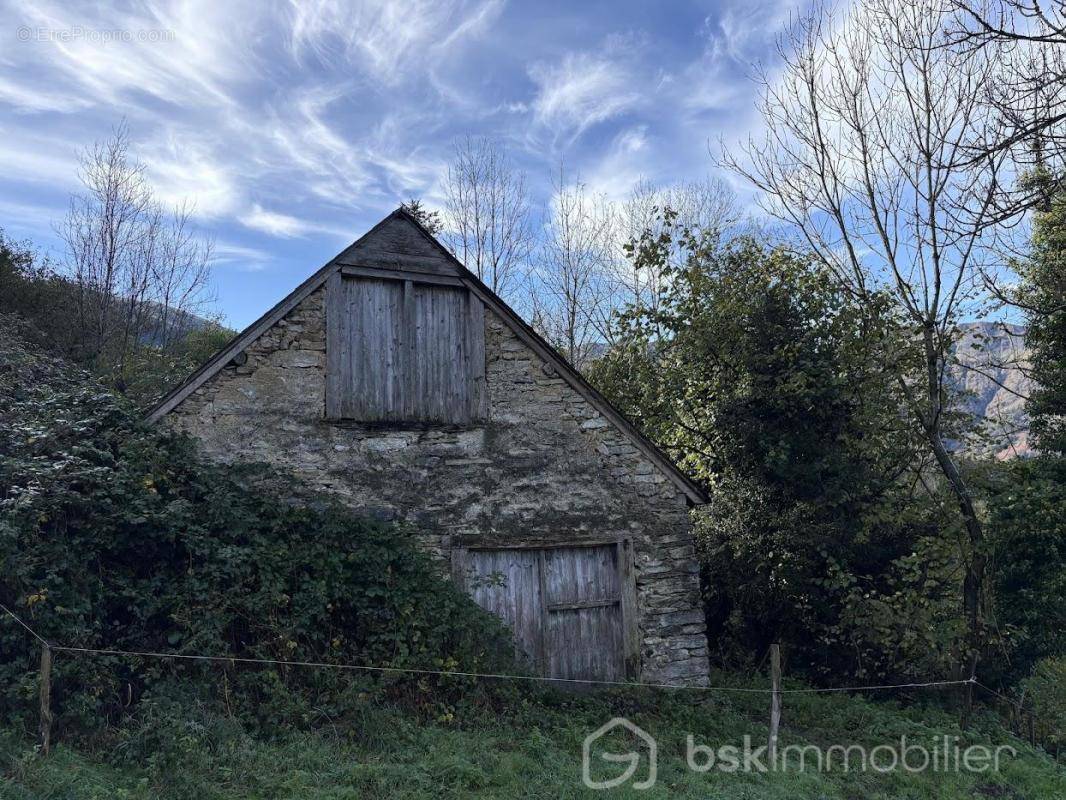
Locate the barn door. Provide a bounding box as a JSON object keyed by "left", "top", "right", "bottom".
{"left": 464, "top": 549, "right": 542, "bottom": 670}
{"left": 462, "top": 544, "right": 627, "bottom": 681}
{"left": 543, "top": 546, "right": 625, "bottom": 681}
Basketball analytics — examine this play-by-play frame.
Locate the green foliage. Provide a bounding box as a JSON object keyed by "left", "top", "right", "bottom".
{"left": 0, "top": 233, "right": 82, "bottom": 359}
{"left": 400, "top": 198, "right": 443, "bottom": 235}
{"left": 2, "top": 670, "right": 1063, "bottom": 799}
{"left": 979, "top": 457, "right": 1066, "bottom": 683}
{"left": 1022, "top": 657, "right": 1066, "bottom": 752}
{"left": 1018, "top": 183, "right": 1066, "bottom": 455}
{"left": 116, "top": 321, "right": 233, "bottom": 402}
{"left": 589, "top": 216, "right": 961, "bottom": 682}
{"left": 0, "top": 321, "right": 513, "bottom": 735}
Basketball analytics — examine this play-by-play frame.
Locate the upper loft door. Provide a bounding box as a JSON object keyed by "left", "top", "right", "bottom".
{"left": 325, "top": 272, "right": 486, "bottom": 423}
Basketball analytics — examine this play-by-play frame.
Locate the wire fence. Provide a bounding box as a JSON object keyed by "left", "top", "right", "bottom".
{"left": 5, "top": 600, "right": 1045, "bottom": 756}
{"left": 1, "top": 602, "right": 976, "bottom": 695}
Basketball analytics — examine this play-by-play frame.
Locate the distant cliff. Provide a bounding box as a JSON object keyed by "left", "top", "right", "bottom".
{"left": 951, "top": 322, "right": 1034, "bottom": 459}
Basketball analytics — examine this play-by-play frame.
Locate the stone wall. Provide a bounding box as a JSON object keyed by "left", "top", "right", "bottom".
{"left": 166, "top": 286, "right": 710, "bottom": 686}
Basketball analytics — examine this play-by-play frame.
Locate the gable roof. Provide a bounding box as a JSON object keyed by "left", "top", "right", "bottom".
{"left": 146, "top": 208, "right": 708, "bottom": 505}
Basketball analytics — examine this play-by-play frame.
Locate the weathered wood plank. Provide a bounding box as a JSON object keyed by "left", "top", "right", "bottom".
{"left": 467, "top": 293, "right": 487, "bottom": 421}
{"left": 338, "top": 216, "right": 459, "bottom": 276}
{"left": 546, "top": 605, "right": 624, "bottom": 682}
{"left": 618, "top": 539, "right": 640, "bottom": 680}
{"left": 409, "top": 284, "right": 470, "bottom": 423}
{"left": 543, "top": 545, "right": 625, "bottom": 681}
{"left": 465, "top": 549, "right": 543, "bottom": 672}
{"left": 402, "top": 280, "right": 415, "bottom": 419}
{"left": 344, "top": 278, "right": 405, "bottom": 420}
{"left": 329, "top": 273, "right": 480, "bottom": 424}
{"left": 547, "top": 598, "right": 621, "bottom": 612}
{"left": 339, "top": 264, "right": 465, "bottom": 287}
{"left": 325, "top": 271, "right": 345, "bottom": 418}
{"left": 451, "top": 546, "right": 467, "bottom": 590}
{"left": 459, "top": 534, "right": 624, "bottom": 550}
{"left": 463, "top": 544, "right": 628, "bottom": 681}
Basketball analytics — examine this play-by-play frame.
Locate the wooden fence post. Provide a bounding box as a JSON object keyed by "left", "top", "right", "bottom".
{"left": 769, "top": 644, "right": 782, "bottom": 766}
{"left": 39, "top": 644, "right": 52, "bottom": 755}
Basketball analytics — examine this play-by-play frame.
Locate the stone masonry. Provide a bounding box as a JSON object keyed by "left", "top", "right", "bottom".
{"left": 166, "top": 286, "right": 710, "bottom": 686}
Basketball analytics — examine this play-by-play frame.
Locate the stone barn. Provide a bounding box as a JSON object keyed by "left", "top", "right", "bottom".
{"left": 148, "top": 208, "right": 710, "bottom": 687}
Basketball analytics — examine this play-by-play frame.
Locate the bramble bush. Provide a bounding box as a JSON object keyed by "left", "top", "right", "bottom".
{"left": 0, "top": 316, "right": 514, "bottom": 738}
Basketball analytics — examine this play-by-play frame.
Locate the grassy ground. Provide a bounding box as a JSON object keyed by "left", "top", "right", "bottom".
{"left": 2, "top": 672, "right": 1063, "bottom": 799}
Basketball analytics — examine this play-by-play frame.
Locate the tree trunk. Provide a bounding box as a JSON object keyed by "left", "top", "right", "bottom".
{"left": 926, "top": 428, "right": 986, "bottom": 682}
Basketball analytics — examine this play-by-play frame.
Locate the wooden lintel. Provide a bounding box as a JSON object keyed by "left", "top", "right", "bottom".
{"left": 338, "top": 264, "right": 465, "bottom": 286}
{"left": 456, "top": 534, "right": 627, "bottom": 551}
{"left": 547, "top": 598, "right": 621, "bottom": 612}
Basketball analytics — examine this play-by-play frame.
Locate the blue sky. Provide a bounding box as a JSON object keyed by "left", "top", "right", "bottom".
{"left": 0, "top": 0, "right": 806, "bottom": 328}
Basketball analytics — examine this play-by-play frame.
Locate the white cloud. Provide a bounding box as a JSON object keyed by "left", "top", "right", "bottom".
{"left": 713, "top": 0, "right": 807, "bottom": 64}
{"left": 528, "top": 47, "right": 640, "bottom": 143}
{"left": 287, "top": 0, "right": 500, "bottom": 87}
{"left": 3, "top": 0, "right": 258, "bottom": 113}
{"left": 211, "top": 241, "right": 273, "bottom": 271}
{"left": 0, "top": 129, "right": 78, "bottom": 187}
{"left": 584, "top": 126, "right": 653, "bottom": 202}
{"left": 0, "top": 75, "right": 92, "bottom": 114}
{"left": 239, "top": 204, "right": 313, "bottom": 238}
{"left": 142, "top": 130, "right": 241, "bottom": 218}
{"left": 0, "top": 0, "right": 795, "bottom": 313}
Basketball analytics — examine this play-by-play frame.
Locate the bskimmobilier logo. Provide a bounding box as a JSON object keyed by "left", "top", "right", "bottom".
{"left": 582, "top": 717, "right": 657, "bottom": 790}
{"left": 581, "top": 717, "right": 1017, "bottom": 790}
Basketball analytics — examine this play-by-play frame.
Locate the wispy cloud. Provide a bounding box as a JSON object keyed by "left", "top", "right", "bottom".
{"left": 528, "top": 40, "right": 642, "bottom": 145}
{"left": 142, "top": 129, "right": 241, "bottom": 218}
{"left": 210, "top": 241, "right": 273, "bottom": 272}
{"left": 709, "top": 0, "right": 808, "bottom": 66}
{"left": 584, "top": 126, "right": 653, "bottom": 202}
{"left": 239, "top": 204, "right": 314, "bottom": 238}
{"left": 286, "top": 0, "right": 500, "bottom": 87}
{"left": 0, "top": 0, "right": 803, "bottom": 327}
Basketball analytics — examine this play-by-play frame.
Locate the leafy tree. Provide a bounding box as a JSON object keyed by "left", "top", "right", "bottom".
{"left": 981, "top": 457, "right": 1066, "bottom": 683}
{"left": 0, "top": 230, "right": 82, "bottom": 356}
{"left": 1019, "top": 181, "right": 1066, "bottom": 454}
{"left": 978, "top": 177, "right": 1066, "bottom": 687}
{"left": 590, "top": 217, "right": 961, "bottom": 680}
{"left": 1022, "top": 655, "right": 1066, "bottom": 752}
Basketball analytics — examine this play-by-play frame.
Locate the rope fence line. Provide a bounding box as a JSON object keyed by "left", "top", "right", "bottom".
{"left": 1, "top": 602, "right": 50, "bottom": 647}
{"left": 1, "top": 602, "right": 975, "bottom": 696}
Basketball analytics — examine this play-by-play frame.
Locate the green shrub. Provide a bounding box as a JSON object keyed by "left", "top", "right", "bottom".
{"left": 0, "top": 319, "right": 513, "bottom": 736}
{"left": 981, "top": 457, "right": 1066, "bottom": 684}
{"left": 1023, "top": 657, "right": 1066, "bottom": 752}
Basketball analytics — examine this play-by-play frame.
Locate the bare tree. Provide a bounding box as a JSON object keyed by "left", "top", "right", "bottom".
{"left": 58, "top": 123, "right": 212, "bottom": 376}
{"left": 531, "top": 168, "right": 616, "bottom": 369}
{"left": 722, "top": 0, "right": 1008, "bottom": 680}
{"left": 948, "top": 1, "right": 1066, "bottom": 218}
{"left": 617, "top": 177, "right": 743, "bottom": 314}
{"left": 443, "top": 137, "right": 533, "bottom": 302}
{"left": 145, "top": 201, "right": 214, "bottom": 350}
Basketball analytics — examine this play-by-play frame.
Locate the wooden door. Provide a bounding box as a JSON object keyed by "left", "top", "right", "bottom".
{"left": 325, "top": 273, "right": 487, "bottom": 423}
{"left": 463, "top": 545, "right": 626, "bottom": 681}
{"left": 464, "top": 548, "right": 542, "bottom": 670}
{"left": 543, "top": 545, "right": 625, "bottom": 681}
